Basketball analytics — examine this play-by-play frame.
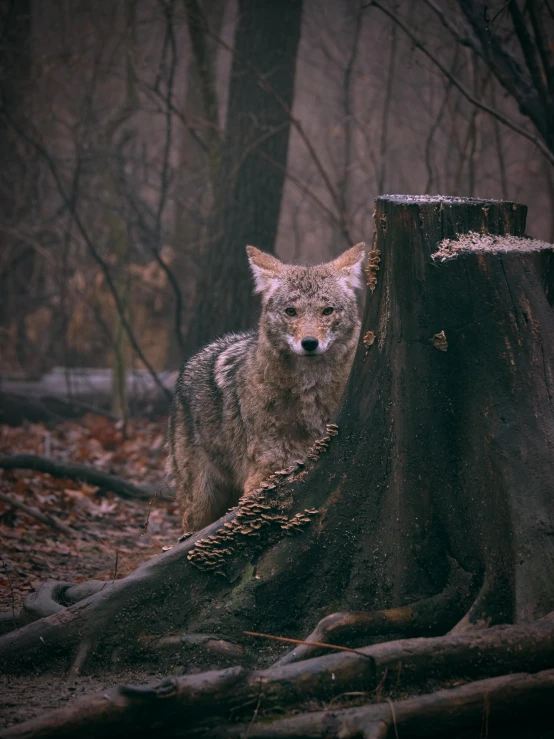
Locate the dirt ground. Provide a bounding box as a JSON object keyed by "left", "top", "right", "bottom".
{"left": 0, "top": 414, "right": 183, "bottom": 728}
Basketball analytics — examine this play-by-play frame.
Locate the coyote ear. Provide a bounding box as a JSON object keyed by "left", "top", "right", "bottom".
{"left": 246, "top": 246, "right": 283, "bottom": 295}
{"left": 330, "top": 242, "right": 366, "bottom": 291}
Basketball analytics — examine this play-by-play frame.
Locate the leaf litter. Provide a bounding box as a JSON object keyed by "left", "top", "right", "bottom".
{"left": 0, "top": 414, "right": 179, "bottom": 613}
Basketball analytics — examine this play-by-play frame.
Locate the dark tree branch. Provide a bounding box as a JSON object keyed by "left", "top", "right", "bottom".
{"left": 0, "top": 454, "right": 164, "bottom": 501}
{"left": 455, "top": 0, "right": 547, "bottom": 133}
{"left": 527, "top": 0, "right": 554, "bottom": 99}
{"left": 368, "top": 1, "right": 554, "bottom": 165}
{"left": 151, "top": 0, "right": 187, "bottom": 359}
{"left": 507, "top": 0, "right": 551, "bottom": 113}
{"left": 183, "top": 0, "right": 221, "bottom": 174}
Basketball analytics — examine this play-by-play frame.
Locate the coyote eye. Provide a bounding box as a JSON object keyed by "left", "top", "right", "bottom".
{"left": 322, "top": 307, "right": 334, "bottom": 315}
{"left": 285, "top": 307, "right": 297, "bottom": 317}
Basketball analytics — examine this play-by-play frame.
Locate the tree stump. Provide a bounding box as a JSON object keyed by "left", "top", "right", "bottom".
{"left": 2, "top": 195, "right": 554, "bottom": 679}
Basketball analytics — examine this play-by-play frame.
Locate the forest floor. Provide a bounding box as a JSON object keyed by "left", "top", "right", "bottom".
{"left": 0, "top": 414, "right": 183, "bottom": 728}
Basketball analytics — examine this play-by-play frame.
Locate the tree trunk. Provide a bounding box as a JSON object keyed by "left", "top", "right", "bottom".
{"left": 0, "top": 0, "right": 36, "bottom": 371}
{"left": 186, "top": 0, "right": 303, "bottom": 354}
{"left": 2, "top": 195, "right": 553, "bottom": 682}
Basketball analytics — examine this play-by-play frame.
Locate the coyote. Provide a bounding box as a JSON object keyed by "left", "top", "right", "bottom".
{"left": 167, "top": 242, "right": 366, "bottom": 533}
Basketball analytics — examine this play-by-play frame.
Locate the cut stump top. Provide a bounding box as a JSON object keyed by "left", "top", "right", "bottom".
{"left": 377, "top": 194, "right": 523, "bottom": 208}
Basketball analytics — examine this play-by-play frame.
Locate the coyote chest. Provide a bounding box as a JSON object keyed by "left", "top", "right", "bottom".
{"left": 167, "top": 242, "right": 365, "bottom": 533}
{"left": 262, "top": 380, "right": 335, "bottom": 441}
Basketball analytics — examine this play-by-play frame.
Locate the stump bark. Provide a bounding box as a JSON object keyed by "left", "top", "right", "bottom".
{"left": 2, "top": 195, "right": 554, "bottom": 679}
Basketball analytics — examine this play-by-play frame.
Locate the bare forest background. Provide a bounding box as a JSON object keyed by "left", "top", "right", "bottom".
{"left": 1, "top": 0, "right": 553, "bottom": 420}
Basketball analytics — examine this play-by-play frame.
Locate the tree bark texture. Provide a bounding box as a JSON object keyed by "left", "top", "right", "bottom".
{"left": 2, "top": 195, "right": 553, "bottom": 675}
{"left": 187, "top": 0, "right": 303, "bottom": 353}
{"left": 0, "top": 0, "right": 36, "bottom": 369}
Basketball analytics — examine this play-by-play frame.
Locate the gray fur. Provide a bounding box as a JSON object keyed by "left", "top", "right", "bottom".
{"left": 167, "top": 243, "right": 366, "bottom": 532}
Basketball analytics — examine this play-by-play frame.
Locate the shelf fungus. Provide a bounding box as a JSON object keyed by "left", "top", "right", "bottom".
{"left": 184, "top": 441, "right": 333, "bottom": 571}
{"left": 430, "top": 330, "right": 448, "bottom": 352}
{"left": 363, "top": 331, "right": 376, "bottom": 353}
{"left": 365, "top": 244, "right": 381, "bottom": 292}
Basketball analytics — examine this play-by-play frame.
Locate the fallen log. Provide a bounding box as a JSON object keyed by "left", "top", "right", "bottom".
{"left": 0, "top": 368, "right": 176, "bottom": 425}
{"left": 229, "top": 669, "right": 554, "bottom": 738}
{"left": 0, "top": 454, "right": 166, "bottom": 501}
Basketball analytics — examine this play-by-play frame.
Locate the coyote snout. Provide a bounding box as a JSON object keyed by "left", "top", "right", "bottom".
{"left": 288, "top": 329, "right": 330, "bottom": 356}
{"left": 167, "top": 242, "right": 366, "bottom": 533}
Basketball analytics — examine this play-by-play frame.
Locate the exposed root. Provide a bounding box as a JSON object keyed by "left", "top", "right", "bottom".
{"left": 229, "top": 669, "right": 554, "bottom": 738}
{"left": 19, "top": 581, "right": 73, "bottom": 625}
{"left": 139, "top": 632, "right": 245, "bottom": 660}
{"left": 0, "top": 453, "right": 162, "bottom": 501}
{"left": 70, "top": 638, "right": 93, "bottom": 676}
{"left": 274, "top": 556, "right": 473, "bottom": 666}
{"left": 450, "top": 571, "right": 511, "bottom": 633}
{"left": 0, "top": 491, "right": 76, "bottom": 538}
{"left": 3, "top": 618, "right": 554, "bottom": 738}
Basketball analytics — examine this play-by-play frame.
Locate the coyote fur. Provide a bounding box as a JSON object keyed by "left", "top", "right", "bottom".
{"left": 167, "top": 242, "right": 366, "bottom": 533}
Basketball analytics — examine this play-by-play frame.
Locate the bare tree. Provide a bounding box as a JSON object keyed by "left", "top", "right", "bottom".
{"left": 186, "top": 0, "right": 304, "bottom": 353}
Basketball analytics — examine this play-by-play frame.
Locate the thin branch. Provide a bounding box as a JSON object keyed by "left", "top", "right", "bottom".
{"left": 368, "top": 1, "right": 554, "bottom": 166}
{"left": 0, "top": 102, "right": 173, "bottom": 401}
{"left": 424, "top": 56, "right": 456, "bottom": 193}
{"left": 340, "top": 1, "right": 364, "bottom": 221}
{"left": 152, "top": 0, "right": 187, "bottom": 359}
{"left": 243, "top": 630, "right": 374, "bottom": 660}
{"left": 377, "top": 15, "right": 397, "bottom": 193}
{"left": 421, "top": 0, "right": 484, "bottom": 55}
{"left": 491, "top": 82, "right": 508, "bottom": 200}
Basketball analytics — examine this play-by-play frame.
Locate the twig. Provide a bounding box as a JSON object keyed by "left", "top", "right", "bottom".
{"left": 141, "top": 489, "right": 169, "bottom": 535}
{"left": 152, "top": 0, "right": 186, "bottom": 360}
{"left": 386, "top": 698, "right": 399, "bottom": 739}
{"left": 244, "top": 681, "right": 263, "bottom": 739}
{"left": 0, "top": 558, "right": 18, "bottom": 630}
{"left": 243, "top": 631, "right": 374, "bottom": 660}
{"left": 377, "top": 14, "right": 397, "bottom": 193}
{"left": 112, "top": 550, "right": 119, "bottom": 585}
{"left": 328, "top": 667, "right": 390, "bottom": 706}
{"left": 0, "top": 491, "right": 75, "bottom": 537}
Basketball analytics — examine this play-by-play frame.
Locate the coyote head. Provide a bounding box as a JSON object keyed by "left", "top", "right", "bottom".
{"left": 246, "top": 243, "right": 365, "bottom": 357}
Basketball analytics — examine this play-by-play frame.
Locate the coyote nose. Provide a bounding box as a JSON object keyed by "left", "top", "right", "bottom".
{"left": 301, "top": 337, "right": 319, "bottom": 353}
